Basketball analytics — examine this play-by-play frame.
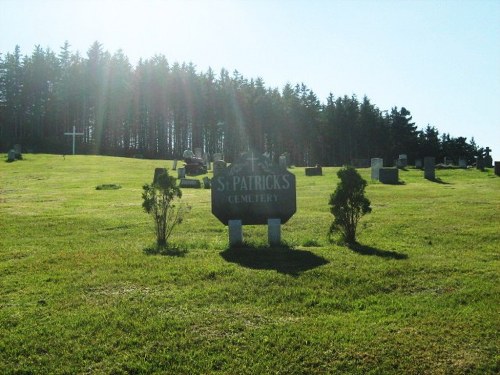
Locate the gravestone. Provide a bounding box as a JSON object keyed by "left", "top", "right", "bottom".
{"left": 7, "top": 149, "right": 16, "bottom": 162}
{"left": 484, "top": 147, "right": 493, "bottom": 168}
{"left": 194, "top": 148, "right": 203, "bottom": 159}
{"left": 371, "top": 158, "right": 383, "bottom": 180}
{"left": 203, "top": 176, "right": 211, "bottom": 189}
{"left": 476, "top": 154, "right": 485, "bottom": 171}
{"left": 179, "top": 178, "right": 201, "bottom": 188}
{"left": 379, "top": 168, "right": 399, "bottom": 184}
{"left": 213, "top": 160, "right": 227, "bottom": 176}
{"left": 211, "top": 151, "right": 296, "bottom": 246}
{"left": 13, "top": 144, "right": 22, "bottom": 159}
{"left": 213, "top": 153, "right": 223, "bottom": 162}
{"left": 279, "top": 155, "right": 287, "bottom": 170}
{"left": 177, "top": 167, "right": 186, "bottom": 179}
{"left": 495, "top": 161, "right": 500, "bottom": 176}
{"left": 305, "top": 166, "right": 322, "bottom": 176}
{"left": 153, "top": 168, "right": 167, "bottom": 184}
{"left": 172, "top": 159, "right": 178, "bottom": 170}
{"left": 398, "top": 154, "right": 408, "bottom": 168}
{"left": 459, "top": 158, "right": 467, "bottom": 169}
{"left": 424, "top": 157, "right": 435, "bottom": 180}
{"left": 415, "top": 159, "right": 423, "bottom": 169}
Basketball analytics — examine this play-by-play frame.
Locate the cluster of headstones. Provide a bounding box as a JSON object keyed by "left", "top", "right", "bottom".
{"left": 6, "top": 145, "right": 23, "bottom": 162}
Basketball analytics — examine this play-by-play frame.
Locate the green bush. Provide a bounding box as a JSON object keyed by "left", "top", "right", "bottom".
{"left": 328, "top": 166, "right": 371, "bottom": 244}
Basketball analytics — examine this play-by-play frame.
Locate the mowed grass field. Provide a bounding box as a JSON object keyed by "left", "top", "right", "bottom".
{"left": 1, "top": 154, "right": 499, "bottom": 374}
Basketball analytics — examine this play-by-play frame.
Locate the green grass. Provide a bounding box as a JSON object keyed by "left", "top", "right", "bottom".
{"left": 1, "top": 154, "right": 499, "bottom": 374}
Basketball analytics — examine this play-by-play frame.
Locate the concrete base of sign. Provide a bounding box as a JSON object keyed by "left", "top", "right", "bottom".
{"left": 268, "top": 218, "right": 281, "bottom": 246}
{"left": 229, "top": 220, "right": 243, "bottom": 246}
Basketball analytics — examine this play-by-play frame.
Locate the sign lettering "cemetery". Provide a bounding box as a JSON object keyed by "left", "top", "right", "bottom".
{"left": 211, "top": 152, "right": 296, "bottom": 225}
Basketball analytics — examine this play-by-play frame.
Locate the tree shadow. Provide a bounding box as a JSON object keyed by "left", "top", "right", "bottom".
{"left": 348, "top": 242, "right": 408, "bottom": 260}
{"left": 426, "top": 177, "right": 450, "bottom": 184}
{"left": 143, "top": 244, "right": 188, "bottom": 257}
{"left": 220, "top": 244, "right": 329, "bottom": 277}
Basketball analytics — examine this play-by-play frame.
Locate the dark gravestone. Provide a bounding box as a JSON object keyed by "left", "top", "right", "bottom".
{"left": 459, "top": 158, "right": 467, "bottom": 169}
{"left": 484, "top": 147, "right": 493, "bottom": 168}
{"left": 424, "top": 157, "right": 435, "bottom": 180}
{"left": 7, "top": 150, "right": 16, "bottom": 162}
{"left": 379, "top": 168, "right": 399, "bottom": 184}
{"left": 398, "top": 154, "right": 408, "bottom": 168}
{"left": 305, "top": 166, "right": 322, "bottom": 176}
{"left": 203, "top": 176, "right": 211, "bottom": 189}
{"left": 179, "top": 178, "right": 201, "bottom": 188}
{"left": 211, "top": 151, "right": 296, "bottom": 226}
{"left": 415, "top": 159, "right": 423, "bottom": 169}
{"left": 495, "top": 161, "right": 500, "bottom": 176}
{"left": 153, "top": 168, "right": 167, "bottom": 184}
{"left": 13, "top": 144, "right": 22, "bottom": 159}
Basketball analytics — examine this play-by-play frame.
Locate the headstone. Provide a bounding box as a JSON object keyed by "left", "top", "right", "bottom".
{"left": 379, "top": 168, "right": 399, "bottom": 184}
{"left": 194, "top": 148, "right": 203, "bottom": 159}
{"left": 228, "top": 220, "right": 243, "bottom": 246}
{"left": 371, "top": 158, "right": 383, "bottom": 180}
{"left": 179, "top": 178, "right": 201, "bottom": 188}
{"left": 398, "top": 154, "right": 408, "bottom": 168}
{"left": 213, "top": 153, "right": 223, "bottom": 162}
{"left": 268, "top": 218, "right": 281, "bottom": 246}
{"left": 153, "top": 168, "right": 167, "bottom": 184}
{"left": 415, "top": 159, "right": 423, "bottom": 169}
{"left": 305, "top": 165, "right": 322, "bottom": 176}
{"left": 13, "top": 144, "right": 22, "bottom": 159}
{"left": 64, "top": 125, "right": 84, "bottom": 155}
{"left": 177, "top": 167, "right": 186, "bottom": 179}
{"left": 458, "top": 158, "right": 467, "bottom": 169}
{"left": 203, "top": 176, "right": 211, "bottom": 189}
{"left": 484, "top": 147, "right": 493, "bottom": 168}
{"left": 7, "top": 149, "right": 16, "bottom": 162}
{"left": 172, "top": 159, "right": 178, "bottom": 170}
{"left": 279, "top": 155, "right": 287, "bottom": 170}
{"left": 424, "top": 157, "right": 435, "bottom": 180}
{"left": 213, "top": 160, "right": 227, "bottom": 176}
{"left": 476, "top": 155, "right": 485, "bottom": 171}
{"left": 495, "top": 161, "right": 500, "bottom": 176}
{"left": 351, "top": 159, "right": 370, "bottom": 168}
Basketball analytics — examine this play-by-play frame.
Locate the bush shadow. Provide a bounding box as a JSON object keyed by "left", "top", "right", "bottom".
{"left": 220, "top": 244, "right": 329, "bottom": 277}
{"left": 143, "top": 244, "right": 188, "bottom": 257}
{"left": 348, "top": 242, "right": 408, "bottom": 260}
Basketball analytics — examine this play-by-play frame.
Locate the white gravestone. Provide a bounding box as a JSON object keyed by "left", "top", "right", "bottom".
{"left": 371, "top": 158, "right": 383, "bottom": 180}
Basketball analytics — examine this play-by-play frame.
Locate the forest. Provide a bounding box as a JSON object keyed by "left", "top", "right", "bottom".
{"left": 0, "top": 42, "right": 480, "bottom": 165}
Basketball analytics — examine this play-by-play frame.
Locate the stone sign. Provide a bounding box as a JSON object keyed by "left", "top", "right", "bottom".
{"left": 211, "top": 151, "right": 296, "bottom": 226}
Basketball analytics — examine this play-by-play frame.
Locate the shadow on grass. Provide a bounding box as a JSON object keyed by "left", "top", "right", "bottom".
{"left": 348, "top": 242, "right": 408, "bottom": 260}
{"left": 143, "top": 244, "right": 188, "bottom": 257}
{"left": 220, "top": 243, "right": 329, "bottom": 277}
{"left": 426, "top": 177, "right": 450, "bottom": 184}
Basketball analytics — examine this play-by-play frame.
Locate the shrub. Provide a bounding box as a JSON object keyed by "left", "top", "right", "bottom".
{"left": 328, "top": 166, "right": 371, "bottom": 244}
{"left": 142, "top": 170, "right": 188, "bottom": 247}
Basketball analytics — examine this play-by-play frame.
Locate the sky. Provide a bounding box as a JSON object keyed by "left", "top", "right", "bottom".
{"left": 1, "top": 0, "right": 499, "bottom": 161}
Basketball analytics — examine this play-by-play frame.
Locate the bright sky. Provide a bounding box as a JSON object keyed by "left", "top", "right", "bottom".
{"left": 1, "top": 0, "right": 499, "bottom": 161}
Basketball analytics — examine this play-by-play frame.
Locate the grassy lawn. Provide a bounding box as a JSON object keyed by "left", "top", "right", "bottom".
{"left": 1, "top": 154, "right": 499, "bottom": 374}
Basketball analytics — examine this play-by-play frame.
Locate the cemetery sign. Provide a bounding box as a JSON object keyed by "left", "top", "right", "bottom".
{"left": 211, "top": 151, "right": 296, "bottom": 225}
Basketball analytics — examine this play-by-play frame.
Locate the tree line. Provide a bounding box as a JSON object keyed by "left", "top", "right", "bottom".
{"left": 0, "top": 42, "right": 480, "bottom": 165}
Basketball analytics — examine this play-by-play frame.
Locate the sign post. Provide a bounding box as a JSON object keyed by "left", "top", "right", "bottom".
{"left": 211, "top": 151, "right": 296, "bottom": 246}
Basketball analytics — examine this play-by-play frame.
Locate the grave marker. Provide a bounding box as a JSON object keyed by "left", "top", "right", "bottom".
{"left": 424, "top": 157, "right": 435, "bottom": 180}
{"left": 64, "top": 126, "right": 84, "bottom": 155}
{"left": 495, "top": 161, "right": 500, "bottom": 176}
{"left": 371, "top": 158, "right": 383, "bottom": 180}
{"left": 379, "top": 168, "right": 399, "bottom": 184}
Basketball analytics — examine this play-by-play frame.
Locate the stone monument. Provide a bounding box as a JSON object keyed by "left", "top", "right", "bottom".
{"left": 371, "top": 158, "right": 383, "bottom": 180}
{"left": 424, "top": 157, "right": 435, "bottom": 180}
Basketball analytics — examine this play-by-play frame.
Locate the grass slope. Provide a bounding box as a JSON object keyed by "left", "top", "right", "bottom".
{"left": 1, "top": 154, "right": 499, "bottom": 374}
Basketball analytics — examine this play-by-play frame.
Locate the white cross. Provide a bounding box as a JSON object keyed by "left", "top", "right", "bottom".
{"left": 64, "top": 126, "right": 84, "bottom": 155}
{"left": 247, "top": 152, "right": 259, "bottom": 172}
